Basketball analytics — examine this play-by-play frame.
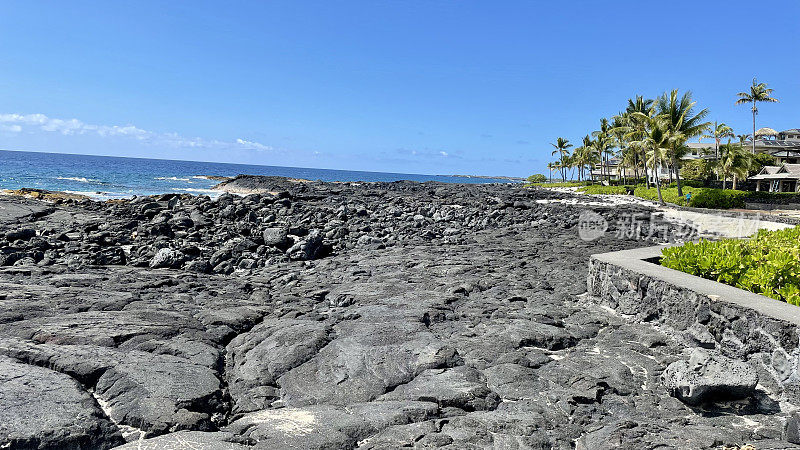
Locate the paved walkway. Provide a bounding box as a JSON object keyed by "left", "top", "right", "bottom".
{"left": 537, "top": 187, "right": 793, "bottom": 239}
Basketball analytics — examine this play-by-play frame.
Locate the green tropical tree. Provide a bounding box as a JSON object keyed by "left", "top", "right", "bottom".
{"left": 621, "top": 96, "right": 655, "bottom": 185}
{"left": 609, "top": 115, "right": 632, "bottom": 183}
{"left": 591, "top": 119, "right": 613, "bottom": 182}
{"left": 717, "top": 141, "right": 753, "bottom": 189}
{"left": 737, "top": 134, "right": 751, "bottom": 146}
{"left": 550, "top": 137, "right": 572, "bottom": 181}
{"left": 580, "top": 135, "right": 597, "bottom": 182}
{"left": 736, "top": 78, "right": 779, "bottom": 154}
{"left": 627, "top": 115, "right": 675, "bottom": 205}
{"left": 701, "top": 121, "right": 734, "bottom": 158}
{"left": 572, "top": 135, "right": 599, "bottom": 182}
{"left": 657, "top": 89, "right": 711, "bottom": 197}
{"left": 546, "top": 162, "right": 555, "bottom": 183}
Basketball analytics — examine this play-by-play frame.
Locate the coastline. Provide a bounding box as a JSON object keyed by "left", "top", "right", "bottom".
{"left": 0, "top": 149, "right": 520, "bottom": 202}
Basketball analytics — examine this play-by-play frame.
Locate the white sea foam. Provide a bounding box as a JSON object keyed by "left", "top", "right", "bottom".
{"left": 56, "top": 176, "right": 100, "bottom": 183}
{"left": 63, "top": 190, "right": 131, "bottom": 200}
{"left": 154, "top": 176, "right": 191, "bottom": 181}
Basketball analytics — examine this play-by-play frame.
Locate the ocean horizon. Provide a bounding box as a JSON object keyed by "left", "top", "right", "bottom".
{"left": 0, "top": 149, "right": 520, "bottom": 200}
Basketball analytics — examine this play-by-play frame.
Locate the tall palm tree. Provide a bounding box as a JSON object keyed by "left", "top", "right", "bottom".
{"left": 609, "top": 115, "right": 630, "bottom": 182}
{"left": 717, "top": 140, "right": 753, "bottom": 189}
{"left": 701, "top": 121, "right": 734, "bottom": 158}
{"left": 550, "top": 137, "right": 572, "bottom": 181}
{"left": 736, "top": 78, "right": 779, "bottom": 154}
{"left": 546, "top": 162, "right": 554, "bottom": 183}
{"left": 627, "top": 114, "right": 674, "bottom": 205}
{"left": 657, "top": 89, "right": 711, "bottom": 197}
{"left": 592, "top": 119, "right": 612, "bottom": 182}
{"left": 577, "top": 135, "right": 595, "bottom": 182}
{"left": 623, "top": 96, "right": 655, "bottom": 185}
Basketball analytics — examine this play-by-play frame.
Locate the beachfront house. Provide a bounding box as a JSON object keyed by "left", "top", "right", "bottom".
{"left": 590, "top": 157, "right": 674, "bottom": 184}
{"left": 590, "top": 158, "right": 637, "bottom": 181}
{"left": 749, "top": 163, "right": 800, "bottom": 192}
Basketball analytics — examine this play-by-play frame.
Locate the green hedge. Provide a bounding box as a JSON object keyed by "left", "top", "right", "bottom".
{"left": 662, "top": 226, "right": 800, "bottom": 305}
{"left": 747, "top": 191, "right": 800, "bottom": 205}
{"left": 633, "top": 186, "right": 749, "bottom": 209}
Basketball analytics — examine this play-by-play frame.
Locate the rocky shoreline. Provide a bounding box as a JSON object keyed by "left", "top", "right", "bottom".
{"left": 0, "top": 177, "right": 796, "bottom": 449}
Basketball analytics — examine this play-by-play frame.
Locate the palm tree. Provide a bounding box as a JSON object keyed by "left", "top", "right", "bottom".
{"left": 577, "top": 135, "right": 595, "bottom": 182}
{"left": 737, "top": 134, "right": 751, "bottom": 146}
{"left": 717, "top": 140, "right": 753, "bottom": 189}
{"left": 546, "top": 162, "right": 554, "bottom": 183}
{"left": 736, "top": 78, "right": 779, "bottom": 154}
{"left": 564, "top": 153, "right": 575, "bottom": 181}
{"left": 550, "top": 137, "right": 572, "bottom": 181}
{"left": 592, "top": 119, "right": 612, "bottom": 182}
{"left": 622, "top": 96, "right": 655, "bottom": 185}
{"left": 657, "top": 89, "right": 711, "bottom": 197}
{"left": 701, "top": 121, "right": 734, "bottom": 158}
{"left": 620, "top": 143, "right": 639, "bottom": 183}
{"left": 610, "top": 115, "right": 630, "bottom": 183}
{"left": 627, "top": 114, "right": 674, "bottom": 205}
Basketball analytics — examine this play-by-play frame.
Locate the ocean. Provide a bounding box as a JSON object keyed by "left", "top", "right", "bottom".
{"left": 0, "top": 149, "right": 518, "bottom": 200}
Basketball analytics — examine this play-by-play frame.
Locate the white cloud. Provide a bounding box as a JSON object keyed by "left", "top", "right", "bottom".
{"left": 0, "top": 113, "right": 272, "bottom": 152}
{"left": 440, "top": 151, "right": 448, "bottom": 157}
{"left": 236, "top": 138, "right": 272, "bottom": 151}
{"left": 0, "top": 124, "right": 22, "bottom": 132}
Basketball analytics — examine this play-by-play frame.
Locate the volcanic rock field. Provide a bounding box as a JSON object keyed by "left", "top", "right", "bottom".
{"left": 0, "top": 176, "right": 795, "bottom": 449}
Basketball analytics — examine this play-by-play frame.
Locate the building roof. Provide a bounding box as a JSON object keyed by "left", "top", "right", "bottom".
{"left": 749, "top": 163, "right": 800, "bottom": 180}
{"left": 756, "top": 127, "right": 779, "bottom": 137}
{"left": 759, "top": 166, "right": 782, "bottom": 175}
{"left": 781, "top": 164, "right": 800, "bottom": 174}
{"left": 770, "top": 149, "right": 800, "bottom": 158}
{"left": 750, "top": 173, "right": 800, "bottom": 180}
{"left": 758, "top": 139, "right": 800, "bottom": 148}
{"left": 780, "top": 128, "right": 800, "bottom": 134}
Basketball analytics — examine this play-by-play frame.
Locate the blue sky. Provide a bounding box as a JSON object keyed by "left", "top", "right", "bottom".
{"left": 1, "top": 1, "right": 798, "bottom": 177}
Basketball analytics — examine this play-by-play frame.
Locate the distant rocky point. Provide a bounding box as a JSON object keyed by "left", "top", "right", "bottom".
{"left": 1, "top": 188, "right": 89, "bottom": 202}
{"left": 212, "top": 174, "right": 315, "bottom": 195}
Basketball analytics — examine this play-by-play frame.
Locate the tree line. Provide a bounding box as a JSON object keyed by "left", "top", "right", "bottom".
{"left": 546, "top": 79, "right": 779, "bottom": 204}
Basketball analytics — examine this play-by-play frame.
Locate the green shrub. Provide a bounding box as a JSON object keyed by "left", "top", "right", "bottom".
{"left": 680, "top": 160, "right": 714, "bottom": 182}
{"left": 633, "top": 186, "right": 685, "bottom": 204}
{"left": 632, "top": 186, "right": 748, "bottom": 209}
{"left": 661, "top": 226, "right": 800, "bottom": 305}
{"left": 746, "top": 191, "right": 800, "bottom": 205}
{"left": 689, "top": 188, "right": 748, "bottom": 209}
{"left": 527, "top": 174, "right": 547, "bottom": 183}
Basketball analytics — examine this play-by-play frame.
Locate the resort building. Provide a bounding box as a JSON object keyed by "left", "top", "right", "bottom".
{"left": 743, "top": 128, "right": 800, "bottom": 191}
{"left": 750, "top": 163, "right": 800, "bottom": 192}
{"left": 590, "top": 157, "right": 673, "bottom": 183}
{"left": 689, "top": 128, "right": 800, "bottom": 164}
{"left": 590, "top": 158, "right": 638, "bottom": 181}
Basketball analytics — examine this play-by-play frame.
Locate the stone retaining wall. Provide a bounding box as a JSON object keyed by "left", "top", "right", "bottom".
{"left": 587, "top": 245, "right": 800, "bottom": 403}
